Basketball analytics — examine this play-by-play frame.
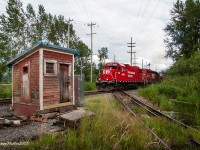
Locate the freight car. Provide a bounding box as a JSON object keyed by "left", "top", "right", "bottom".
{"left": 96, "top": 62, "right": 161, "bottom": 91}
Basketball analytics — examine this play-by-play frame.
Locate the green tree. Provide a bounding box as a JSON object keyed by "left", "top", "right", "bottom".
{"left": 97, "top": 47, "right": 108, "bottom": 69}
{"left": 164, "top": 0, "right": 200, "bottom": 61}
{"left": 74, "top": 40, "right": 91, "bottom": 81}
{"left": 25, "top": 3, "right": 37, "bottom": 45}
{"left": 0, "top": 0, "right": 91, "bottom": 82}
{"left": 0, "top": 39, "right": 11, "bottom": 82}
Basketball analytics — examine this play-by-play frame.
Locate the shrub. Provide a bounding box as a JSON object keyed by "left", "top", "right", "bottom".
{"left": 0, "top": 84, "right": 12, "bottom": 98}
{"left": 85, "top": 82, "right": 96, "bottom": 91}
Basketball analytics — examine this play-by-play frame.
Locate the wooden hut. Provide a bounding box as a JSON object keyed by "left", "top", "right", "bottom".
{"left": 7, "top": 42, "right": 80, "bottom": 116}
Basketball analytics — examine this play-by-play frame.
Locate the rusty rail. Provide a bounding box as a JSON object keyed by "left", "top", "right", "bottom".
{"left": 113, "top": 91, "right": 171, "bottom": 150}
{"left": 123, "top": 91, "right": 200, "bottom": 147}
{"left": 114, "top": 91, "right": 200, "bottom": 149}
{"left": 0, "top": 98, "right": 12, "bottom": 105}
{"left": 85, "top": 90, "right": 113, "bottom": 96}
{"left": 122, "top": 91, "right": 200, "bottom": 133}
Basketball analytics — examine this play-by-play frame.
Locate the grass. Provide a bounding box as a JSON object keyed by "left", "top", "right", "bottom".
{"left": 23, "top": 96, "right": 155, "bottom": 150}
{"left": 144, "top": 117, "right": 199, "bottom": 149}
{"left": 84, "top": 82, "right": 96, "bottom": 91}
{"left": 23, "top": 95, "right": 200, "bottom": 149}
{"left": 0, "top": 84, "right": 12, "bottom": 99}
{"left": 144, "top": 117, "right": 188, "bottom": 145}
{"left": 138, "top": 81, "right": 200, "bottom": 126}
{"left": 138, "top": 52, "right": 200, "bottom": 127}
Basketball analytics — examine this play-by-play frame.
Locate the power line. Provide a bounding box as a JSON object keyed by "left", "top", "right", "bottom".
{"left": 132, "top": 0, "right": 151, "bottom": 40}
{"left": 145, "top": 0, "right": 161, "bottom": 26}
{"left": 136, "top": 0, "right": 161, "bottom": 43}
{"left": 130, "top": 0, "right": 144, "bottom": 36}
{"left": 74, "top": 0, "right": 85, "bottom": 17}
{"left": 66, "top": 0, "right": 85, "bottom": 23}
{"left": 80, "top": 0, "right": 91, "bottom": 21}
{"left": 96, "top": 26, "right": 124, "bottom": 46}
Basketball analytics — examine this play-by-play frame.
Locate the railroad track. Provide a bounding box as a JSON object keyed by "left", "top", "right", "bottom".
{"left": 0, "top": 98, "right": 12, "bottom": 105}
{"left": 0, "top": 90, "right": 109, "bottom": 104}
{"left": 85, "top": 90, "right": 113, "bottom": 96}
{"left": 114, "top": 91, "right": 200, "bottom": 149}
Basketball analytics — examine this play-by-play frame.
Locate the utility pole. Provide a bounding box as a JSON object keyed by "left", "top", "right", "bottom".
{"left": 114, "top": 54, "right": 116, "bottom": 62}
{"left": 127, "top": 37, "right": 136, "bottom": 66}
{"left": 87, "top": 22, "right": 96, "bottom": 82}
{"left": 133, "top": 51, "right": 137, "bottom": 65}
{"left": 142, "top": 59, "right": 143, "bottom": 69}
{"left": 67, "top": 18, "right": 73, "bottom": 48}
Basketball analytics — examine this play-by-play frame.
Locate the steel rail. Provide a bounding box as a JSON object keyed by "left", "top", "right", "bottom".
{"left": 121, "top": 91, "right": 200, "bottom": 147}
{"left": 0, "top": 98, "right": 12, "bottom": 105}
{"left": 113, "top": 92, "right": 171, "bottom": 150}
{"left": 85, "top": 90, "right": 113, "bottom": 96}
{"left": 122, "top": 91, "right": 200, "bottom": 133}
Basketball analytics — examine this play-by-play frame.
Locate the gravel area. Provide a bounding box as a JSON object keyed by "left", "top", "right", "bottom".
{"left": 0, "top": 119, "right": 57, "bottom": 143}
{"left": 0, "top": 104, "right": 61, "bottom": 143}
{"left": 0, "top": 94, "right": 112, "bottom": 145}
{"left": 0, "top": 104, "right": 12, "bottom": 117}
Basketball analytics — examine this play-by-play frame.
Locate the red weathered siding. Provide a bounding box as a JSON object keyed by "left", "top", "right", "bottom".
{"left": 13, "top": 51, "right": 39, "bottom": 105}
{"left": 43, "top": 50, "right": 73, "bottom": 106}
{"left": 13, "top": 103, "right": 39, "bottom": 116}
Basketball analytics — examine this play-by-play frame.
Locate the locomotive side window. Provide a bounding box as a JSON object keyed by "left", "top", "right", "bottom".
{"left": 118, "top": 67, "right": 121, "bottom": 72}
{"left": 122, "top": 67, "right": 126, "bottom": 72}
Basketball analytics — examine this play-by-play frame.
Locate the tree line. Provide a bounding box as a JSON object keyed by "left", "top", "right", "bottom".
{"left": 164, "top": 0, "right": 200, "bottom": 61}
{"left": 0, "top": 0, "right": 108, "bottom": 82}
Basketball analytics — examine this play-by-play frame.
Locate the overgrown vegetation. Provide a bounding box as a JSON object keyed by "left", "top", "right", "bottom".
{"left": 0, "top": 84, "right": 12, "bottom": 98}
{"left": 84, "top": 82, "right": 96, "bottom": 91}
{"left": 24, "top": 97, "right": 154, "bottom": 149}
{"left": 144, "top": 117, "right": 199, "bottom": 149}
{"left": 138, "top": 52, "right": 200, "bottom": 126}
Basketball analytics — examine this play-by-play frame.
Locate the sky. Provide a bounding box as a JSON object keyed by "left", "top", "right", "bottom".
{"left": 0, "top": 0, "right": 179, "bottom": 71}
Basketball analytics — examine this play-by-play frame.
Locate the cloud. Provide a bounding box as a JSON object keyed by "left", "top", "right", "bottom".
{"left": 0, "top": 0, "right": 177, "bottom": 71}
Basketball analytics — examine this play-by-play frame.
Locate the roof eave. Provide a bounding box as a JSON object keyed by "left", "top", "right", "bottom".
{"left": 6, "top": 42, "right": 80, "bottom": 67}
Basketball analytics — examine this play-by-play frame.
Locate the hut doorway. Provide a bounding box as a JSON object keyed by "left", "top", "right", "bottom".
{"left": 59, "top": 64, "right": 70, "bottom": 103}
{"left": 22, "top": 66, "right": 29, "bottom": 101}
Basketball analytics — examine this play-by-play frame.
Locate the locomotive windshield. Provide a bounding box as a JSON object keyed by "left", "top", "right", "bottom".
{"left": 108, "top": 66, "right": 117, "bottom": 69}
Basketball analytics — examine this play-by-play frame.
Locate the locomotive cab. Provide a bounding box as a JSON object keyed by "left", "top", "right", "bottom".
{"left": 96, "top": 62, "right": 122, "bottom": 91}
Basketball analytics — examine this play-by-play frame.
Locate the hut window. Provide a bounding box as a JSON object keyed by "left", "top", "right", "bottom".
{"left": 44, "top": 60, "right": 57, "bottom": 76}
{"left": 46, "top": 62, "right": 54, "bottom": 73}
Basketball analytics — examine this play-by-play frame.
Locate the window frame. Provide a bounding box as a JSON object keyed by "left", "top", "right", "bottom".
{"left": 44, "top": 59, "right": 57, "bottom": 76}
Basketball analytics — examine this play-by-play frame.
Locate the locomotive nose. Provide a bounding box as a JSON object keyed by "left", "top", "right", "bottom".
{"left": 98, "top": 69, "right": 114, "bottom": 81}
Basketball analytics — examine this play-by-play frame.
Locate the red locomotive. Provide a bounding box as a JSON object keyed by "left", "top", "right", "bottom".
{"left": 96, "top": 62, "right": 161, "bottom": 91}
